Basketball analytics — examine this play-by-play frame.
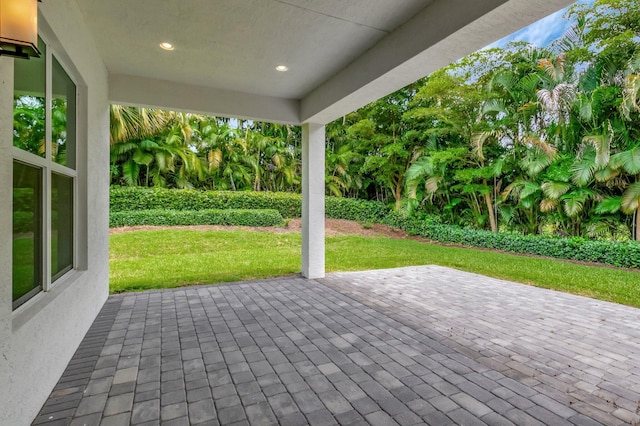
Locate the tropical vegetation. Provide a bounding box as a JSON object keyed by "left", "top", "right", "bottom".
{"left": 105, "top": 0, "right": 640, "bottom": 305}
{"left": 103, "top": 0, "right": 640, "bottom": 242}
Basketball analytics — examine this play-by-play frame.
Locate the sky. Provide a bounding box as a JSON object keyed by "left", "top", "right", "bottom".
{"left": 486, "top": 0, "right": 594, "bottom": 49}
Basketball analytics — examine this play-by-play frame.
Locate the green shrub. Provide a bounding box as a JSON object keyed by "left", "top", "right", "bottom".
{"left": 110, "top": 187, "right": 390, "bottom": 221}
{"left": 384, "top": 212, "right": 640, "bottom": 269}
{"left": 110, "top": 187, "right": 301, "bottom": 217}
{"left": 110, "top": 209, "right": 283, "bottom": 228}
{"left": 325, "top": 196, "right": 389, "bottom": 222}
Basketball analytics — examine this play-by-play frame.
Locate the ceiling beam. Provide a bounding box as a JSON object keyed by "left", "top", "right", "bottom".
{"left": 109, "top": 74, "right": 301, "bottom": 124}
{"left": 301, "top": 0, "right": 575, "bottom": 124}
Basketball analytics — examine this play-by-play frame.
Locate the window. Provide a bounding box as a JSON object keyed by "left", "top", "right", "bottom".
{"left": 51, "top": 172, "right": 74, "bottom": 281}
{"left": 12, "top": 37, "right": 78, "bottom": 310}
{"left": 12, "top": 162, "right": 43, "bottom": 307}
{"left": 13, "top": 38, "right": 45, "bottom": 156}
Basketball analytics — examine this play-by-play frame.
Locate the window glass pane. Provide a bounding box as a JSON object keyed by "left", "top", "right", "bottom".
{"left": 13, "top": 161, "right": 43, "bottom": 309}
{"left": 52, "top": 56, "right": 76, "bottom": 169}
{"left": 51, "top": 173, "right": 74, "bottom": 281}
{"left": 13, "top": 37, "right": 46, "bottom": 157}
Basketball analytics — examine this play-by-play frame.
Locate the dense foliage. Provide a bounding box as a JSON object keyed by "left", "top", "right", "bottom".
{"left": 106, "top": 0, "right": 640, "bottom": 242}
{"left": 110, "top": 209, "right": 283, "bottom": 228}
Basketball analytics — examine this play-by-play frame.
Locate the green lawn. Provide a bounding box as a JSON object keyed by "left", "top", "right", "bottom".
{"left": 110, "top": 229, "right": 640, "bottom": 307}
{"left": 110, "top": 230, "right": 301, "bottom": 292}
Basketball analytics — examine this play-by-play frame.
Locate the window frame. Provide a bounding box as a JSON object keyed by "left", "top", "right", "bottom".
{"left": 12, "top": 33, "right": 79, "bottom": 311}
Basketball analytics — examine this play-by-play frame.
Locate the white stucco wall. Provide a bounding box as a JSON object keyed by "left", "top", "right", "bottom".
{"left": 0, "top": 0, "right": 110, "bottom": 424}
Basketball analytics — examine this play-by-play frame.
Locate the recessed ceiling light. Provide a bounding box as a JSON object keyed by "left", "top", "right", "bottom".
{"left": 275, "top": 65, "right": 289, "bottom": 72}
{"left": 160, "top": 42, "right": 175, "bottom": 51}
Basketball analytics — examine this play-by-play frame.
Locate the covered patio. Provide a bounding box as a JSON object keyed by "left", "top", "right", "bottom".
{"left": 2, "top": 0, "right": 583, "bottom": 423}
{"left": 35, "top": 266, "right": 640, "bottom": 425}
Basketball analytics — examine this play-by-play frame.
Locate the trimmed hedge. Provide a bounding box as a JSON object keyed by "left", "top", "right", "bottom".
{"left": 110, "top": 187, "right": 301, "bottom": 217}
{"left": 110, "top": 187, "right": 389, "bottom": 222}
{"left": 325, "top": 197, "right": 389, "bottom": 222}
{"left": 384, "top": 213, "right": 640, "bottom": 269}
{"left": 110, "top": 209, "right": 283, "bottom": 228}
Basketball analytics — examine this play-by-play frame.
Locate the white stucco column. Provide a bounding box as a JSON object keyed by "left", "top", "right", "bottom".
{"left": 301, "top": 123, "right": 325, "bottom": 279}
{"left": 0, "top": 54, "right": 14, "bottom": 388}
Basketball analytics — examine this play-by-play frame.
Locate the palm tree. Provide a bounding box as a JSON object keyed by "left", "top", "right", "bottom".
{"left": 536, "top": 54, "right": 577, "bottom": 127}
{"left": 610, "top": 146, "right": 640, "bottom": 241}
{"left": 110, "top": 107, "right": 203, "bottom": 188}
{"left": 405, "top": 148, "right": 468, "bottom": 224}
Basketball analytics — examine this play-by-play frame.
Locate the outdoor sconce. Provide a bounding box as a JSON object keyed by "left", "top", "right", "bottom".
{"left": 0, "top": 0, "right": 41, "bottom": 59}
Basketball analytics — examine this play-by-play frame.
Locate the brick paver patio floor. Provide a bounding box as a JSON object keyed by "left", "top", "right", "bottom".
{"left": 34, "top": 266, "right": 640, "bottom": 425}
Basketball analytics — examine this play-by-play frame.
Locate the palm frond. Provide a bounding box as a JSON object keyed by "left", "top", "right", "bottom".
{"left": 121, "top": 160, "right": 139, "bottom": 186}
{"left": 425, "top": 176, "right": 442, "bottom": 195}
{"left": 521, "top": 146, "right": 555, "bottom": 177}
{"left": 621, "top": 74, "right": 640, "bottom": 119}
{"left": 571, "top": 151, "right": 597, "bottom": 187}
{"left": 490, "top": 71, "right": 517, "bottom": 93}
{"left": 611, "top": 146, "right": 640, "bottom": 175}
{"left": 594, "top": 165, "right": 619, "bottom": 182}
{"left": 471, "top": 132, "right": 493, "bottom": 161}
{"left": 517, "top": 101, "right": 539, "bottom": 115}
{"left": 518, "top": 73, "right": 542, "bottom": 94}
{"left": 582, "top": 133, "right": 611, "bottom": 168}
{"left": 481, "top": 99, "right": 507, "bottom": 115}
{"left": 621, "top": 182, "right": 640, "bottom": 214}
{"left": 524, "top": 134, "right": 558, "bottom": 157}
{"left": 405, "top": 156, "right": 435, "bottom": 183}
{"left": 562, "top": 197, "right": 584, "bottom": 217}
{"left": 595, "top": 196, "right": 622, "bottom": 214}
{"left": 576, "top": 94, "right": 593, "bottom": 121}
{"left": 519, "top": 181, "right": 542, "bottom": 200}
{"left": 132, "top": 151, "right": 154, "bottom": 166}
{"left": 110, "top": 105, "right": 170, "bottom": 145}
{"left": 541, "top": 181, "right": 572, "bottom": 199}
{"left": 540, "top": 199, "right": 558, "bottom": 212}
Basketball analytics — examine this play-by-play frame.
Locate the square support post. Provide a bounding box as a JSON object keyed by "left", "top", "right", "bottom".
{"left": 0, "top": 56, "right": 13, "bottom": 412}
{"left": 301, "top": 123, "right": 325, "bottom": 279}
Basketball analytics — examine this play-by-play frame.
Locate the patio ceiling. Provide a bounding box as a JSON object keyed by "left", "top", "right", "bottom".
{"left": 73, "top": 0, "right": 575, "bottom": 124}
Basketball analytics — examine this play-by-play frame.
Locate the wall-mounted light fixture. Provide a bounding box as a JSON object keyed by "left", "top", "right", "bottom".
{"left": 0, "top": 0, "right": 41, "bottom": 59}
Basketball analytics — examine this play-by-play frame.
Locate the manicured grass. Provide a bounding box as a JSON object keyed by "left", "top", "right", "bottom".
{"left": 109, "top": 230, "right": 301, "bottom": 292}
{"left": 110, "top": 229, "right": 640, "bottom": 307}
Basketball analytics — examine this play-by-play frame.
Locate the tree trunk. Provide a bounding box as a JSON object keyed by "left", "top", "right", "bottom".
{"left": 483, "top": 179, "right": 497, "bottom": 233}
{"left": 394, "top": 180, "right": 402, "bottom": 211}
{"left": 635, "top": 210, "right": 639, "bottom": 242}
{"left": 484, "top": 192, "right": 498, "bottom": 233}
